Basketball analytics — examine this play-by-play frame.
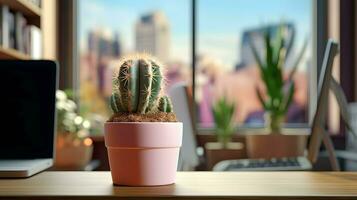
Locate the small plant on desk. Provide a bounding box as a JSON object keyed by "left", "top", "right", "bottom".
{"left": 55, "top": 90, "right": 93, "bottom": 169}
{"left": 212, "top": 96, "right": 236, "bottom": 148}
{"left": 104, "top": 54, "right": 182, "bottom": 186}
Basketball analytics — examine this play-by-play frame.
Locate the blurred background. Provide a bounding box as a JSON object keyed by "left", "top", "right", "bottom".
{"left": 3, "top": 0, "right": 357, "bottom": 171}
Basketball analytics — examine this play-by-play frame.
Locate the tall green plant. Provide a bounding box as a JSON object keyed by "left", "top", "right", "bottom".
{"left": 212, "top": 96, "right": 236, "bottom": 148}
{"left": 249, "top": 25, "right": 307, "bottom": 133}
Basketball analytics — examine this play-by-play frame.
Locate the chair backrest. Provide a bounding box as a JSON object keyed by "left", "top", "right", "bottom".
{"left": 169, "top": 82, "right": 199, "bottom": 171}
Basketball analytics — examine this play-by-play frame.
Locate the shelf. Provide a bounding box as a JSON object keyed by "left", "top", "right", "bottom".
{"left": 0, "top": 0, "right": 41, "bottom": 27}
{"left": 0, "top": 47, "right": 30, "bottom": 59}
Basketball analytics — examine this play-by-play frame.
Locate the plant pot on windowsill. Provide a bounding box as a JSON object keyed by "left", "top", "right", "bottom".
{"left": 104, "top": 55, "right": 182, "bottom": 186}
{"left": 210, "top": 95, "right": 239, "bottom": 169}
{"left": 246, "top": 131, "right": 307, "bottom": 159}
{"left": 245, "top": 112, "right": 307, "bottom": 159}
{"left": 205, "top": 142, "right": 245, "bottom": 170}
{"left": 54, "top": 134, "right": 93, "bottom": 170}
{"left": 247, "top": 23, "right": 309, "bottom": 159}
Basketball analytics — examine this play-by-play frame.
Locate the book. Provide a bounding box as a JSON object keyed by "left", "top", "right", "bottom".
{"left": 15, "top": 12, "right": 26, "bottom": 53}
{"left": 23, "top": 25, "right": 31, "bottom": 55}
{"left": 8, "top": 11, "right": 15, "bottom": 49}
{"left": 29, "top": 25, "right": 41, "bottom": 59}
{"left": 29, "top": 0, "right": 41, "bottom": 8}
{"left": 0, "top": 6, "right": 9, "bottom": 48}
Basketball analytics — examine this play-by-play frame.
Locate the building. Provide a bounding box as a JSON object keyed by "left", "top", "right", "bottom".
{"left": 135, "top": 11, "right": 170, "bottom": 62}
{"left": 87, "top": 29, "right": 121, "bottom": 58}
{"left": 84, "top": 29, "right": 122, "bottom": 96}
{"left": 236, "top": 23, "right": 295, "bottom": 70}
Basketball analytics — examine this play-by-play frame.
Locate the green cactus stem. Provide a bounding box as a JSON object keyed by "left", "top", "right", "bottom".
{"left": 110, "top": 55, "right": 172, "bottom": 114}
{"left": 158, "top": 95, "right": 173, "bottom": 113}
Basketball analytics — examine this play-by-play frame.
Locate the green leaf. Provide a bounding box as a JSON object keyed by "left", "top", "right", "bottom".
{"left": 211, "top": 96, "right": 236, "bottom": 140}
{"left": 255, "top": 86, "right": 268, "bottom": 110}
{"left": 265, "top": 31, "right": 273, "bottom": 69}
{"left": 282, "top": 81, "right": 295, "bottom": 114}
{"left": 288, "top": 37, "right": 308, "bottom": 81}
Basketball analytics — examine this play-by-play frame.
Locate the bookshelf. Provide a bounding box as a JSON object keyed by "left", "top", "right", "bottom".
{"left": 0, "top": 46, "right": 30, "bottom": 59}
{"left": 0, "top": 0, "right": 41, "bottom": 60}
{"left": 0, "top": 0, "right": 41, "bottom": 27}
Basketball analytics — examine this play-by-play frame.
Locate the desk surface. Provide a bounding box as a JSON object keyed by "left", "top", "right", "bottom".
{"left": 1, "top": 172, "right": 357, "bottom": 200}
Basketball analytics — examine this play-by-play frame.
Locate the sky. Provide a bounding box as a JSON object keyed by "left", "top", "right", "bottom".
{"left": 79, "top": 0, "right": 311, "bottom": 68}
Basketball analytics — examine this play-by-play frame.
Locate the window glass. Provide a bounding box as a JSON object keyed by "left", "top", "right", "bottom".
{"left": 79, "top": 0, "right": 191, "bottom": 131}
{"left": 196, "top": 0, "right": 312, "bottom": 128}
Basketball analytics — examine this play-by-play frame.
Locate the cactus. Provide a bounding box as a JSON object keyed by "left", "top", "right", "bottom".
{"left": 110, "top": 55, "right": 173, "bottom": 114}
{"left": 249, "top": 25, "right": 307, "bottom": 133}
{"left": 158, "top": 96, "right": 173, "bottom": 113}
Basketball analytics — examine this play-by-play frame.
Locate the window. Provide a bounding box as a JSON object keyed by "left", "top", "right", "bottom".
{"left": 195, "top": 0, "right": 313, "bottom": 128}
{"left": 78, "top": 0, "right": 191, "bottom": 130}
{"left": 78, "top": 0, "right": 315, "bottom": 132}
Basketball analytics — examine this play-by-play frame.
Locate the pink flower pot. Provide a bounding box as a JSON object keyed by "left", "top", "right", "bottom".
{"left": 104, "top": 122, "right": 182, "bottom": 186}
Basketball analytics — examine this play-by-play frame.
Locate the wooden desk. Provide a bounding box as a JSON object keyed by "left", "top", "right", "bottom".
{"left": 0, "top": 172, "right": 357, "bottom": 200}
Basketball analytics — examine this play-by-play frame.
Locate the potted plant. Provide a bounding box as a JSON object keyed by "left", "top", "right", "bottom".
{"left": 55, "top": 90, "right": 93, "bottom": 170}
{"left": 205, "top": 96, "right": 245, "bottom": 170}
{"left": 104, "top": 54, "right": 182, "bottom": 186}
{"left": 246, "top": 25, "right": 308, "bottom": 158}
{"left": 212, "top": 96, "right": 236, "bottom": 147}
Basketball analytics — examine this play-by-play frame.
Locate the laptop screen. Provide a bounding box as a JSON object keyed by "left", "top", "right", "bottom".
{"left": 0, "top": 61, "right": 57, "bottom": 159}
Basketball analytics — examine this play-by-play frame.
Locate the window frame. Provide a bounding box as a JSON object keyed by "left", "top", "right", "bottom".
{"left": 193, "top": 0, "right": 319, "bottom": 133}
{"left": 70, "top": 0, "right": 321, "bottom": 133}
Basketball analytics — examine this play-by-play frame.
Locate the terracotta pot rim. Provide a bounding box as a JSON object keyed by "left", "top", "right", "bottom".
{"left": 105, "top": 121, "right": 182, "bottom": 125}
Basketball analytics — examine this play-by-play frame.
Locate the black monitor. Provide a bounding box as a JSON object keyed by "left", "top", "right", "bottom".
{"left": 0, "top": 60, "right": 58, "bottom": 159}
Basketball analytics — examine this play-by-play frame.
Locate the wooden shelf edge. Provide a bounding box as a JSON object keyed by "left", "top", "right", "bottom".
{"left": 0, "top": 47, "right": 30, "bottom": 59}
{"left": 0, "top": 0, "right": 41, "bottom": 27}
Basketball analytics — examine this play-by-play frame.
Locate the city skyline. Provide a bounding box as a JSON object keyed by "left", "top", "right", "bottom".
{"left": 80, "top": 0, "right": 311, "bottom": 68}
{"left": 135, "top": 11, "right": 170, "bottom": 62}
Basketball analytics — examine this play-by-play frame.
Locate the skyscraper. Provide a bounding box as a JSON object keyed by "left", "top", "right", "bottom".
{"left": 86, "top": 29, "right": 122, "bottom": 96}
{"left": 135, "top": 11, "right": 170, "bottom": 62}
{"left": 236, "top": 23, "right": 295, "bottom": 70}
{"left": 88, "top": 29, "right": 121, "bottom": 58}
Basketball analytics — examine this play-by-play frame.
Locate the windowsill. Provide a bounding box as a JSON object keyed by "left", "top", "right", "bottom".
{"left": 197, "top": 124, "right": 311, "bottom": 135}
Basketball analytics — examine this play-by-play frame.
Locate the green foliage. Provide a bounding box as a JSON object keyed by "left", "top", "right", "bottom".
{"left": 110, "top": 55, "right": 173, "bottom": 114}
{"left": 249, "top": 25, "right": 307, "bottom": 132}
{"left": 212, "top": 96, "right": 236, "bottom": 147}
{"left": 56, "top": 90, "right": 90, "bottom": 138}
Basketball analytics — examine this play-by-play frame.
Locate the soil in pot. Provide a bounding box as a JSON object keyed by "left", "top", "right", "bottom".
{"left": 109, "top": 112, "right": 177, "bottom": 122}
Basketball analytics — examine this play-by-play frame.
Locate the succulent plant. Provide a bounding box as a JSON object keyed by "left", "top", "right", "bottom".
{"left": 110, "top": 55, "right": 173, "bottom": 114}
{"left": 212, "top": 96, "right": 236, "bottom": 148}
{"left": 249, "top": 25, "right": 307, "bottom": 133}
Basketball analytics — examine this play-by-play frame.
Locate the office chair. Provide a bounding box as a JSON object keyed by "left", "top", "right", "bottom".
{"left": 169, "top": 82, "right": 200, "bottom": 171}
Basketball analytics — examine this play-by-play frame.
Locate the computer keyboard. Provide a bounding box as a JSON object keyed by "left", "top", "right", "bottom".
{"left": 213, "top": 157, "right": 312, "bottom": 171}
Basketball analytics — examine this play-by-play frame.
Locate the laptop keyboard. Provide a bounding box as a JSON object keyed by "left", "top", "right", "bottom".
{"left": 226, "top": 157, "right": 301, "bottom": 170}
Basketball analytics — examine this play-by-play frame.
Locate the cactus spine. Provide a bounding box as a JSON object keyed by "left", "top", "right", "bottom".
{"left": 110, "top": 55, "right": 173, "bottom": 114}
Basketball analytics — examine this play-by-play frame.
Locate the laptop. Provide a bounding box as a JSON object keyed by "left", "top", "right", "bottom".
{"left": 213, "top": 39, "right": 345, "bottom": 171}
{"left": 0, "top": 60, "right": 58, "bottom": 177}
